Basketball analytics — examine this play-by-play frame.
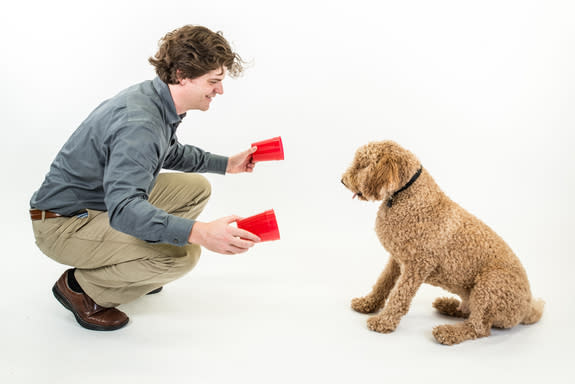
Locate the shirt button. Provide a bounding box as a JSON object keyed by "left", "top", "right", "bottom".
{"left": 173, "top": 239, "right": 179, "bottom": 244}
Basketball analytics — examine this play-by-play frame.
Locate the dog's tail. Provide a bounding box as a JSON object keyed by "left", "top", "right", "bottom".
{"left": 521, "top": 297, "right": 545, "bottom": 325}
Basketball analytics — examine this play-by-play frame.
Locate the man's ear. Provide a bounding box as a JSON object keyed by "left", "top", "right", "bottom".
{"left": 175, "top": 70, "right": 186, "bottom": 85}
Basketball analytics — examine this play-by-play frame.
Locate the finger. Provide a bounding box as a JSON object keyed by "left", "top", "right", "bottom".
{"left": 233, "top": 228, "right": 261, "bottom": 242}
{"left": 230, "top": 237, "right": 257, "bottom": 249}
{"left": 223, "top": 215, "right": 241, "bottom": 224}
{"left": 239, "top": 147, "right": 256, "bottom": 159}
{"left": 221, "top": 242, "right": 249, "bottom": 255}
{"left": 229, "top": 244, "right": 250, "bottom": 254}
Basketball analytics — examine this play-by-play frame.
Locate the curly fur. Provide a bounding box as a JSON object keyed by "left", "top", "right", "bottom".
{"left": 341, "top": 140, "right": 544, "bottom": 345}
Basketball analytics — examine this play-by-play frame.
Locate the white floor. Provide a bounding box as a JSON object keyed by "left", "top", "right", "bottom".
{"left": 2, "top": 208, "right": 572, "bottom": 383}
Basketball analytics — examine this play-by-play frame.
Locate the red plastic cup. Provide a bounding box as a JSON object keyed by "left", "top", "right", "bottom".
{"left": 236, "top": 209, "right": 280, "bottom": 242}
{"left": 251, "top": 136, "right": 284, "bottom": 162}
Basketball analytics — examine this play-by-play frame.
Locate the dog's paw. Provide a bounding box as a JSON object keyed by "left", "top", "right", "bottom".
{"left": 432, "top": 297, "right": 469, "bottom": 318}
{"left": 366, "top": 315, "right": 398, "bottom": 333}
{"left": 351, "top": 296, "right": 380, "bottom": 314}
{"left": 432, "top": 324, "right": 477, "bottom": 346}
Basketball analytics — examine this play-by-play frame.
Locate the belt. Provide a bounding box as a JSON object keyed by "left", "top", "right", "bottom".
{"left": 30, "top": 209, "right": 65, "bottom": 221}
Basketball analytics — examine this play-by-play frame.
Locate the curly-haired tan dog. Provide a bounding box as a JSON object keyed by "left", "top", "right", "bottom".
{"left": 341, "top": 140, "right": 544, "bottom": 345}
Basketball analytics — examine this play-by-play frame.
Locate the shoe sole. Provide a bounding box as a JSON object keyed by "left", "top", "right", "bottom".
{"left": 146, "top": 286, "right": 163, "bottom": 295}
{"left": 52, "top": 284, "right": 128, "bottom": 331}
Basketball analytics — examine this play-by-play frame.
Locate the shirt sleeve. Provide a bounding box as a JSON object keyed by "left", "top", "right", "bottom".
{"left": 102, "top": 124, "right": 194, "bottom": 245}
{"left": 163, "top": 136, "right": 228, "bottom": 174}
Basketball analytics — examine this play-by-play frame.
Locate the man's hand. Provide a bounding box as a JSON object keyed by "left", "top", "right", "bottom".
{"left": 226, "top": 147, "right": 257, "bottom": 174}
{"left": 188, "top": 216, "right": 261, "bottom": 254}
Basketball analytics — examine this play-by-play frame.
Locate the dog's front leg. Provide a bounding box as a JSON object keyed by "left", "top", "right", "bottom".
{"left": 351, "top": 258, "right": 401, "bottom": 314}
{"left": 366, "top": 263, "right": 429, "bottom": 333}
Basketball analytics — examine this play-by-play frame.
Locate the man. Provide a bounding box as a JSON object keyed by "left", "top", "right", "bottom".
{"left": 30, "top": 25, "right": 261, "bottom": 331}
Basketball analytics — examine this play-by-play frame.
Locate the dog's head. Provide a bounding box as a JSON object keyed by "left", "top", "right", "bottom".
{"left": 341, "top": 140, "right": 420, "bottom": 202}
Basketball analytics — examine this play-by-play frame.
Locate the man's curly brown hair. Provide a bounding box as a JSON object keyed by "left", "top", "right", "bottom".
{"left": 149, "top": 25, "right": 244, "bottom": 84}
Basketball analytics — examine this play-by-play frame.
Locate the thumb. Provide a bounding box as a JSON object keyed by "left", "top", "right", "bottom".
{"left": 223, "top": 215, "right": 241, "bottom": 224}
{"left": 248, "top": 146, "right": 258, "bottom": 154}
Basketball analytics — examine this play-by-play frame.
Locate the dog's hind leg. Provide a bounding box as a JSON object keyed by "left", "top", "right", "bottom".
{"left": 433, "top": 275, "right": 498, "bottom": 345}
{"left": 351, "top": 258, "right": 400, "bottom": 314}
{"left": 432, "top": 270, "right": 527, "bottom": 345}
{"left": 432, "top": 297, "right": 492, "bottom": 345}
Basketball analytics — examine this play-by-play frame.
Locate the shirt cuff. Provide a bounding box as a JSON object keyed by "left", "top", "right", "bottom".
{"left": 206, "top": 154, "right": 228, "bottom": 175}
{"left": 164, "top": 215, "right": 195, "bottom": 246}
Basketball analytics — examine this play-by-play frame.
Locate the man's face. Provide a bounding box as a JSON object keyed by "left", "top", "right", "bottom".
{"left": 181, "top": 67, "right": 226, "bottom": 111}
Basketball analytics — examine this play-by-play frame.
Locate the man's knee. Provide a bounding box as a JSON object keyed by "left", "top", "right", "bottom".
{"left": 151, "top": 173, "right": 212, "bottom": 216}
{"left": 184, "top": 174, "right": 212, "bottom": 204}
{"left": 181, "top": 174, "right": 211, "bottom": 217}
{"left": 169, "top": 173, "right": 212, "bottom": 204}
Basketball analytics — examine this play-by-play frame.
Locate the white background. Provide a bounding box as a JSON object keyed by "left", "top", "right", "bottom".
{"left": 1, "top": 0, "right": 574, "bottom": 383}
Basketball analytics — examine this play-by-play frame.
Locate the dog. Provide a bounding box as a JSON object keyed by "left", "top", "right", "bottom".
{"left": 341, "top": 140, "right": 544, "bottom": 345}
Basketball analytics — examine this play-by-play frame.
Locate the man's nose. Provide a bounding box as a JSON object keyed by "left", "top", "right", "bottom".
{"left": 216, "top": 82, "right": 224, "bottom": 95}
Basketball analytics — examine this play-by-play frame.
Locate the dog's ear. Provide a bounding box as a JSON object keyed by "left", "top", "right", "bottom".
{"left": 360, "top": 156, "right": 400, "bottom": 200}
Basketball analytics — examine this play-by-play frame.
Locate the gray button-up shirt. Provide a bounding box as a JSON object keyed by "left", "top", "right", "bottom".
{"left": 30, "top": 77, "right": 228, "bottom": 246}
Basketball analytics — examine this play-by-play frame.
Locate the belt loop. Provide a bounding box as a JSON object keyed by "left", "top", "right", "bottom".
{"left": 42, "top": 210, "right": 46, "bottom": 222}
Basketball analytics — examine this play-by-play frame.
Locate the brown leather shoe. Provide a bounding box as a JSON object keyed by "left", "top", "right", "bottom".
{"left": 52, "top": 269, "right": 129, "bottom": 331}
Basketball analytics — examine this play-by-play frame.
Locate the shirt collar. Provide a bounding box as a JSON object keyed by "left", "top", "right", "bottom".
{"left": 152, "top": 77, "right": 186, "bottom": 127}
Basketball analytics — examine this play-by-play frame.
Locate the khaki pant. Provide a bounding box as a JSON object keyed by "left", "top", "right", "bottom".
{"left": 32, "top": 173, "right": 211, "bottom": 307}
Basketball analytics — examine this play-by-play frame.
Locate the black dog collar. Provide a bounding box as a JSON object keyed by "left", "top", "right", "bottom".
{"left": 387, "top": 166, "right": 423, "bottom": 208}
